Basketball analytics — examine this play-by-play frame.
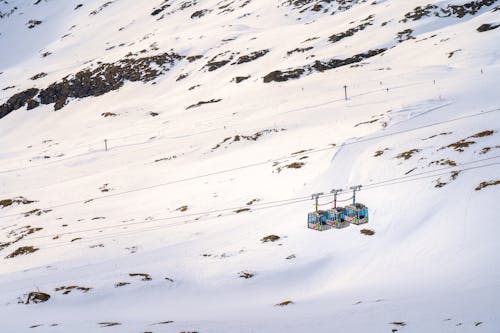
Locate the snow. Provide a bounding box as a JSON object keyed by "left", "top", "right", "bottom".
{"left": 0, "top": 0, "right": 499, "bottom": 332}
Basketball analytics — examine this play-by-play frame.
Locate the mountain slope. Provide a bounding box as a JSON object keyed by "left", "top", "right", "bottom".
{"left": 0, "top": 0, "right": 499, "bottom": 332}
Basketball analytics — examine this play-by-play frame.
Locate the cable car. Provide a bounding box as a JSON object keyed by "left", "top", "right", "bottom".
{"left": 307, "top": 210, "right": 332, "bottom": 231}
{"left": 326, "top": 207, "right": 349, "bottom": 228}
{"left": 307, "top": 193, "right": 332, "bottom": 231}
{"left": 326, "top": 189, "right": 349, "bottom": 228}
{"left": 343, "top": 186, "right": 369, "bottom": 225}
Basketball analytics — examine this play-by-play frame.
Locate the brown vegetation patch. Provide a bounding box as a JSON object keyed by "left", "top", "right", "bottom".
{"left": 396, "top": 149, "right": 420, "bottom": 160}
{"left": 422, "top": 132, "right": 452, "bottom": 140}
{"left": 428, "top": 159, "right": 456, "bottom": 167}
{"left": 0, "top": 196, "right": 36, "bottom": 208}
{"left": 234, "top": 208, "right": 250, "bottom": 213}
{"left": 275, "top": 300, "right": 294, "bottom": 307}
{"left": 261, "top": 235, "right": 280, "bottom": 243}
{"left": 374, "top": 148, "right": 389, "bottom": 157}
{"left": 25, "top": 291, "right": 50, "bottom": 304}
{"left": 440, "top": 130, "right": 495, "bottom": 152}
{"left": 360, "top": 229, "right": 375, "bottom": 236}
{"left": 5, "top": 246, "right": 39, "bottom": 258}
{"left": 0, "top": 225, "right": 43, "bottom": 251}
{"left": 475, "top": 180, "right": 500, "bottom": 191}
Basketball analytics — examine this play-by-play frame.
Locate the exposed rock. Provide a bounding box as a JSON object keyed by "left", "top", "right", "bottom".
{"left": 329, "top": 21, "right": 372, "bottom": 43}
{"left": 477, "top": 23, "right": 500, "bottom": 32}
{"left": 26, "top": 19, "right": 42, "bottom": 29}
{"left": 232, "top": 49, "right": 269, "bottom": 65}
{"left": 232, "top": 75, "right": 250, "bottom": 83}
{"left": 261, "top": 235, "right": 280, "bottom": 243}
{"left": 186, "top": 99, "right": 222, "bottom": 110}
{"left": 30, "top": 72, "right": 47, "bottom": 80}
{"left": 5, "top": 246, "right": 39, "bottom": 259}
{"left": 25, "top": 292, "right": 50, "bottom": 304}
{"left": 401, "top": 1, "right": 497, "bottom": 22}
{"left": 191, "top": 9, "right": 211, "bottom": 18}
{"left": 475, "top": 180, "right": 500, "bottom": 191}
{"left": 287, "top": 46, "right": 313, "bottom": 56}
{"left": 0, "top": 88, "right": 39, "bottom": 119}
{"left": 0, "top": 52, "right": 183, "bottom": 118}
{"left": 263, "top": 49, "right": 386, "bottom": 83}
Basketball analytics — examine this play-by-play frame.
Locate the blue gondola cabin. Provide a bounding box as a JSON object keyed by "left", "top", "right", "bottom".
{"left": 344, "top": 203, "right": 369, "bottom": 225}
{"left": 326, "top": 208, "right": 350, "bottom": 229}
{"left": 307, "top": 210, "right": 332, "bottom": 231}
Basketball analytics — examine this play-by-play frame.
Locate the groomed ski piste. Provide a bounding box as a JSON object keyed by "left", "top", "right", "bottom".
{"left": 0, "top": 0, "right": 499, "bottom": 332}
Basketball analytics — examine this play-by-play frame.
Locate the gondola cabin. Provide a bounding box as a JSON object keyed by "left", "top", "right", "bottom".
{"left": 326, "top": 208, "right": 350, "bottom": 229}
{"left": 307, "top": 211, "right": 332, "bottom": 231}
{"left": 344, "top": 203, "right": 369, "bottom": 225}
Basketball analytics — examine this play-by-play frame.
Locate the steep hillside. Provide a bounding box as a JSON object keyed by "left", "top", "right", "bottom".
{"left": 0, "top": 0, "right": 499, "bottom": 332}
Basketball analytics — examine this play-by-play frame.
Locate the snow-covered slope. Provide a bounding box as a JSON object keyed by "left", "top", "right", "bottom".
{"left": 0, "top": 0, "right": 499, "bottom": 332}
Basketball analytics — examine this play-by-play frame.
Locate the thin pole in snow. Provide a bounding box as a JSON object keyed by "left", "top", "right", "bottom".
{"left": 344, "top": 85, "right": 348, "bottom": 100}
{"left": 104, "top": 139, "right": 108, "bottom": 151}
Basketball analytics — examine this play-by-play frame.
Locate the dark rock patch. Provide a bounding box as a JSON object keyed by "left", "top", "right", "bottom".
{"left": 129, "top": 273, "right": 152, "bottom": 281}
{"left": 30, "top": 72, "right": 47, "bottom": 80}
{"left": 5, "top": 246, "right": 39, "bottom": 259}
{"left": 0, "top": 52, "right": 183, "bottom": 118}
{"left": 232, "top": 49, "right": 269, "bottom": 65}
{"left": 55, "top": 286, "right": 92, "bottom": 295}
{"left": 401, "top": 0, "right": 497, "bottom": 22}
{"left": 26, "top": 20, "right": 42, "bottom": 29}
{"left": 191, "top": 9, "right": 211, "bottom": 18}
{"left": 287, "top": 46, "right": 313, "bottom": 56}
{"left": 89, "top": 1, "right": 114, "bottom": 16}
{"left": 477, "top": 23, "right": 500, "bottom": 31}
{"left": 187, "top": 55, "right": 203, "bottom": 62}
{"left": 329, "top": 20, "right": 372, "bottom": 43}
{"left": 261, "top": 235, "right": 280, "bottom": 243}
{"left": 186, "top": 99, "right": 222, "bottom": 110}
{"left": 25, "top": 292, "right": 50, "bottom": 304}
{"left": 263, "top": 49, "right": 386, "bottom": 83}
{"left": 151, "top": 1, "right": 171, "bottom": 16}
{"left": 396, "top": 29, "right": 415, "bottom": 43}
{"left": 232, "top": 75, "right": 250, "bottom": 83}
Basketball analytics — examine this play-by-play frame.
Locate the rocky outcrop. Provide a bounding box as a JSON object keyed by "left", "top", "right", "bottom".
{"left": 263, "top": 48, "right": 386, "bottom": 83}
{"left": 0, "top": 89, "right": 39, "bottom": 119}
{"left": 0, "top": 52, "right": 183, "bottom": 119}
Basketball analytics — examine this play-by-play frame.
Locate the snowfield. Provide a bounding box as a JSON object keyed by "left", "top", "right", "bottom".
{"left": 0, "top": 0, "right": 499, "bottom": 332}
